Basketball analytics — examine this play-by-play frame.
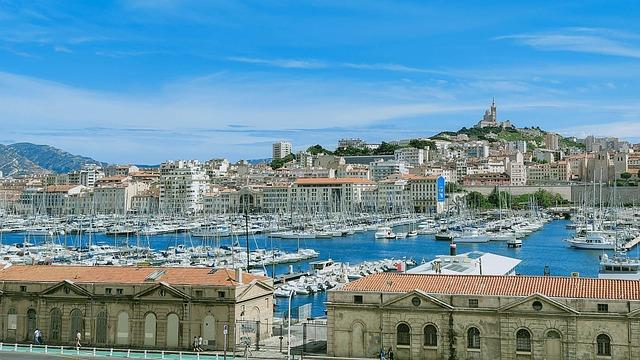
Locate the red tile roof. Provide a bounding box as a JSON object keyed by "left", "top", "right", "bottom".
{"left": 337, "top": 273, "right": 640, "bottom": 300}
{"left": 0, "top": 265, "right": 267, "bottom": 287}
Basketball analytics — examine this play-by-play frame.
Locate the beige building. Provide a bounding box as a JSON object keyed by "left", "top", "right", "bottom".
{"left": 159, "top": 160, "right": 209, "bottom": 214}
{"left": 328, "top": 272, "right": 640, "bottom": 360}
{"left": 290, "top": 178, "right": 376, "bottom": 213}
{"left": 527, "top": 162, "right": 571, "bottom": 184}
{"left": 0, "top": 265, "right": 273, "bottom": 351}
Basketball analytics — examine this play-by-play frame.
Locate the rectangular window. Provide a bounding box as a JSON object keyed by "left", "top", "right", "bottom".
{"left": 468, "top": 299, "right": 479, "bottom": 308}
{"left": 597, "top": 303, "right": 609, "bottom": 313}
{"left": 195, "top": 290, "right": 204, "bottom": 298}
{"left": 218, "top": 291, "right": 226, "bottom": 298}
{"left": 354, "top": 295, "right": 363, "bottom": 304}
{"left": 105, "top": 288, "right": 112, "bottom": 295}
{"left": 20, "top": 286, "right": 27, "bottom": 292}
{"left": 116, "top": 288, "right": 124, "bottom": 295}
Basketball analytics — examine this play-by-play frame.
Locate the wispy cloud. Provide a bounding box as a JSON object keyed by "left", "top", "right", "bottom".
{"left": 53, "top": 45, "right": 72, "bottom": 53}
{"left": 496, "top": 28, "right": 640, "bottom": 59}
{"left": 556, "top": 120, "right": 640, "bottom": 140}
{"left": 226, "top": 56, "right": 327, "bottom": 69}
{"left": 226, "top": 56, "right": 444, "bottom": 74}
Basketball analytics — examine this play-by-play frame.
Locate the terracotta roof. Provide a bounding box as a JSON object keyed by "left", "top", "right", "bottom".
{"left": 96, "top": 175, "right": 128, "bottom": 182}
{"left": 295, "top": 177, "right": 374, "bottom": 185}
{"left": 0, "top": 265, "right": 267, "bottom": 287}
{"left": 45, "top": 185, "right": 81, "bottom": 192}
{"left": 337, "top": 273, "right": 640, "bottom": 300}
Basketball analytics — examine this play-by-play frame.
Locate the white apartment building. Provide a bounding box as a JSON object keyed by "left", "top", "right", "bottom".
{"left": 159, "top": 160, "right": 209, "bottom": 214}
{"left": 506, "top": 140, "right": 527, "bottom": 154}
{"left": 272, "top": 141, "right": 292, "bottom": 160}
{"left": 507, "top": 161, "right": 527, "bottom": 186}
{"left": 290, "top": 178, "right": 376, "bottom": 213}
{"left": 370, "top": 160, "right": 408, "bottom": 181}
{"left": 394, "top": 147, "right": 426, "bottom": 166}
{"left": 68, "top": 164, "right": 104, "bottom": 187}
{"left": 527, "top": 161, "right": 571, "bottom": 184}
{"left": 29, "top": 185, "right": 86, "bottom": 216}
{"left": 372, "top": 178, "right": 412, "bottom": 213}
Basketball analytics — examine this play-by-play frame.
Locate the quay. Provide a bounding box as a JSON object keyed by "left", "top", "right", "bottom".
{"left": 622, "top": 235, "right": 640, "bottom": 250}
{"left": 274, "top": 271, "right": 311, "bottom": 285}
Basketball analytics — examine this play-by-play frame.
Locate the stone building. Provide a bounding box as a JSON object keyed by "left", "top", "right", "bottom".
{"left": 0, "top": 265, "right": 273, "bottom": 351}
{"left": 327, "top": 273, "right": 640, "bottom": 359}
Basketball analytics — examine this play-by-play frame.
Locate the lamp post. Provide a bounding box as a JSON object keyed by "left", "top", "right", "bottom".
{"left": 287, "top": 289, "right": 293, "bottom": 359}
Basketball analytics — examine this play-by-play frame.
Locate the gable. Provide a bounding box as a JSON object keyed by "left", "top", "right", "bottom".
{"left": 499, "top": 293, "right": 579, "bottom": 315}
{"left": 40, "top": 280, "right": 92, "bottom": 298}
{"left": 236, "top": 281, "right": 273, "bottom": 302}
{"left": 383, "top": 289, "right": 453, "bottom": 310}
{"left": 134, "top": 282, "right": 191, "bottom": 301}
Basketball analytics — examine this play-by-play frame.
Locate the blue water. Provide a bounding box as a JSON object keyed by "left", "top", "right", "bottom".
{"left": 0, "top": 220, "right": 629, "bottom": 318}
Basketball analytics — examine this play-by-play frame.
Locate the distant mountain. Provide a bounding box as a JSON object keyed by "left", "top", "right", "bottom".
{"left": 1, "top": 143, "right": 107, "bottom": 174}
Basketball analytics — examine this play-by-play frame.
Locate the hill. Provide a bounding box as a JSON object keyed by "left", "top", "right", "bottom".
{"left": 430, "top": 126, "right": 584, "bottom": 150}
{"left": 0, "top": 143, "right": 107, "bottom": 175}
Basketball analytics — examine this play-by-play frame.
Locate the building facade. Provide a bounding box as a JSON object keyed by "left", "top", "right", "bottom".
{"left": 327, "top": 273, "right": 640, "bottom": 360}
{"left": 0, "top": 265, "right": 273, "bottom": 351}
{"left": 272, "top": 141, "right": 292, "bottom": 160}
{"left": 159, "top": 161, "right": 209, "bottom": 214}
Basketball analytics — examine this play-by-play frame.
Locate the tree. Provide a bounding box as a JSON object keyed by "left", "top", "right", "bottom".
{"left": 466, "top": 191, "right": 489, "bottom": 209}
{"left": 408, "top": 139, "right": 436, "bottom": 150}
{"left": 373, "top": 141, "right": 402, "bottom": 155}
{"left": 306, "top": 144, "right": 332, "bottom": 155}
{"left": 621, "top": 172, "right": 632, "bottom": 180}
{"left": 445, "top": 182, "right": 463, "bottom": 193}
{"left": 269, "top": 153, "right": 294, "bottom": 170}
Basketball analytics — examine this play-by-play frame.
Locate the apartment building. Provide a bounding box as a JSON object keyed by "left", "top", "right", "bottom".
{"left": 159, "top": 160, "right": 209, "bottom": 214}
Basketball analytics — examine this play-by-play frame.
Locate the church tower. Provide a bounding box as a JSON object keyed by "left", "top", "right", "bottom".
{"left": 490, "top": 97, "right": 497, "bottom": 123}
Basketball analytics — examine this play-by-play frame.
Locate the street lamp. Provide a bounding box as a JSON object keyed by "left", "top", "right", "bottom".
{"left": 287, "top": 289, "right": 293, "bottom": 359}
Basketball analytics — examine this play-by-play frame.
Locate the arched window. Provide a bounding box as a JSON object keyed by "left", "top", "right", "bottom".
{"left": 424, "top": 324, "right": 438, "bottom": 347}
{"left": 50, "top": 308, "right": 62, "bottom": 341}
{"left": 69, "top": 309, "right": 83, "bottom": 341}
{"left": 27, "top": 309, "right": 37, "bottom": 341}
{"left": 597, "top": 334, "right": 611, "bottom": 356}
{"left": 95, "top": 311, "right": 108, "bottom": 344}
{"left": 516, "top": 329, "right": 532, "bottom": 352}
{"left": 467, "top": 327, "right": 480, "bottom": 349}
{"left": 396, "top": 323, "right": 411, "bottom": 346}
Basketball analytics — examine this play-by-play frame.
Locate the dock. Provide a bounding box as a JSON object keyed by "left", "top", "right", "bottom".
{"left": 274, "top": 271, "right": 311, "bottom": 285}
{"left": 622, "top": 235, "right": 640, "bottom": 250}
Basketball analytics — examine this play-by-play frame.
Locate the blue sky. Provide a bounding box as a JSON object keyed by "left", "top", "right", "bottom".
{"left": 1, "top": 0, "right": 639, "bottom": 163}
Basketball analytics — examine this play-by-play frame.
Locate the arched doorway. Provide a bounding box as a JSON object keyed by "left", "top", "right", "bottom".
{"left": 116, "top": 312, "right": 129, "bottom": 345}
{"left": 69, "top": 309, "right": 84, "bottom": 341}
{"left": 351, "top": 322, "right": 365, "bottom": 357}
{"left": 26, "top": 309, "right": 37, "bottom": 342}
{"left": 49, "top": 308, "right": 62, "bottom": 342}
{"left": 545, "top": 330, "right": 562, "bottom": 360}
{"left": 166, "top": 313, "right": 179, "bottom": 348}
{"left": 95, "top": 311, "right": 108, "bottom": 344}
{"left": 144, "top": 313, "right": 157, "bottom": 347}
{"left": 202, "top": 315, "right": 215, "bottom": 348}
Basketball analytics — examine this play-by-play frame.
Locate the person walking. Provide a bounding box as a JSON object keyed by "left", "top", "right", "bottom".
{"left": 197, "top": 335, "right": 204, "bottom": 352}
{"left": 34, "top": 329, "right": 41, "bottom": 345}
{"left": 387, "top": 347, "right": 395, "bottom": 360}
{"left": 75, "top": 330, "right": 82, "bottom": 350}
{"left": 192, "top": 336, "right": 199, "bottom": 352}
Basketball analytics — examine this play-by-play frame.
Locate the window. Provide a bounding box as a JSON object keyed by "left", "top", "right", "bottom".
{"left": 532, "top": 301, "right": 543, "bottom": 311}
{"left": 424, "top": 325, "right": 438, "bottom": 347}
{"left": 218, "top": 291, "right": 226, "bottom": 298}
{"left": 597, "top": 334, "right": 611, "bottom": 356}
{"left": 597, "top": 304, "right": 609, "bottom": 313}
{"left": 353, "top": 295, "right": 363, "bottom": 304}
{"left": 195, "top": 290, "right": 203, "bottom": 298}
{"left": 116, "top": 288, "right": 124, "bottom": 295}
{"left": 516, "top": 329, "right": 532, "bottom": 352}
{"left": 396, "top": 323, "right": 411, "bottom": 346}
{"left": 467, "top": 327, "right": 480, "bottom": 349}
{"left": 158, "top": 289, "right": 166, "bottom": 297}
{"left": 468, "top": 298, "right": 479, "bottom": 308}
{"left": 20, "top": 286, "right": 27, "bottom": 292}
{"left": 105, "top": 288, "right": 112, "bottom": 295}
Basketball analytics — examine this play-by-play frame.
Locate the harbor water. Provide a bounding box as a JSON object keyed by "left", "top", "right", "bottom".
{"left": 0, "top": 219, "right": 626, "bottom": 318}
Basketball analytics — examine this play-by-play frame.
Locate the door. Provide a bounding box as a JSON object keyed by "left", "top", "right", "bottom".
{"left": 545, "top": 331, "right": 562, "bottom": 360}
{"left": 26, "top": 309, "right": 37, "bottom": 342}
{"left": 95, "top": 311, "right": 108, "bottom": 344}
{"left": 202, "top": 315, "right": 215, "bottom": 347}
{"left": 166, "top": 313, "right": 179, "bottom": 348}
{"left": 351, "top": 322, "right": 365, "bottom": 357}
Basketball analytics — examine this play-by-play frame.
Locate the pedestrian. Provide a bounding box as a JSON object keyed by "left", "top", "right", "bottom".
{"left": 387, "top": 347, "right": 394, "bottom": 360}
{"left": 379, "top": 348, "right": 386, "bottom": 360}
{"left": 192, "top": 336, "right": 199, "bottom": 352}
{"left": 37, "top": 329, "right": 43, "bottom": 345}
{"left": 75, "top": 330, "right": 82, "bottom": 349}
{"left": 34, "top": 328, "right": 40, "bottom": 345}
{"left": 198, "top": 335, "right": 204, "bottom": 352}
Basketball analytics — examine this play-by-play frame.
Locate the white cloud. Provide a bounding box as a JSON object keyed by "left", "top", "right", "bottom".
{"left": 496, "top": 28, "right": 640, "bottom": 59}
{"left": 226, "top": 56, "right": 327, "bottom": 69}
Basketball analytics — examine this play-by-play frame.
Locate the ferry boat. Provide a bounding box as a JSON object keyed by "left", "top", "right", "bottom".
{"left": 598, "top": 252, "right": 640, "bottom": 280}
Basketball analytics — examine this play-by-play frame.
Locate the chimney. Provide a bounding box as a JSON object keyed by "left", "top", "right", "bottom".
{"left": 235, "top": 268, "right": 243, "bottom": 285}
{"left": 449, "top": 242, "right": 457, "bottom": 256}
